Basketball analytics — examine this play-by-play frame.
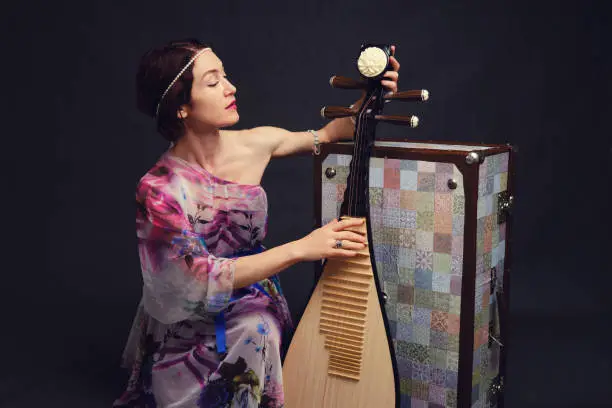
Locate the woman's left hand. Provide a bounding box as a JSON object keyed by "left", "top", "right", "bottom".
{"left": 321, "top": 44, "right": 401, "bottom": 144}
{"left": 381, "top": 45, "right": 400, "bottom": 94}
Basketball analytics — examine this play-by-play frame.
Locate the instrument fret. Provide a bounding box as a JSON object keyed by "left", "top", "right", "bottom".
{"left": 319, "top": 235, "right": 373, "bottom": 381}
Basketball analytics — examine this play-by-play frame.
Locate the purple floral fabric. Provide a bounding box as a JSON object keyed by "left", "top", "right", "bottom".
{"left": 114, "top": 152, "right": 292, "bottom": 407}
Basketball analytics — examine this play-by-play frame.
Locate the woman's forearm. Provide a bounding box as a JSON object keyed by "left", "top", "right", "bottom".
{"left": 320, "top": 117, "right": 354, "bottom": 143}
{"left": 232, "top": 240, "right": 305, "bottom": 289}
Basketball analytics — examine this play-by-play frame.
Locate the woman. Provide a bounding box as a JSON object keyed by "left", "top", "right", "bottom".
{"left": 115, "top": 39, "right": 400, "bottom": 407}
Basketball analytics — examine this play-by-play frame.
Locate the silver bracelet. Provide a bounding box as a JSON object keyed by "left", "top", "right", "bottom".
{"left": 308, "top": 129, "right": 321, "bottom": 155}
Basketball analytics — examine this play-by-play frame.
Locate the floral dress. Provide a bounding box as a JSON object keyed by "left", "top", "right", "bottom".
{"left": 114, "top": 152, "right": 293, "bottom": 407}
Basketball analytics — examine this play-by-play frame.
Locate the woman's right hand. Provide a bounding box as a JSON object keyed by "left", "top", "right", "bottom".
{"left": 293, "top": 217, "right": 368, "bottom": 262}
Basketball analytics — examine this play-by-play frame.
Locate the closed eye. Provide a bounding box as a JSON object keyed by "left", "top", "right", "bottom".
{"left": 208, "top": 75, "right": 229, "bottom": 87}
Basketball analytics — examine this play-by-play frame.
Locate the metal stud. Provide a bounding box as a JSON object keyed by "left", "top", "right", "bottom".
{"left": 447, "top": 179, "right": 458, "bottom": 190}
{"left": 465, "top": 152, "right": 480, "bottom": 165}
{"left": 325, "top": 167, "right": 336, "bottom": 179}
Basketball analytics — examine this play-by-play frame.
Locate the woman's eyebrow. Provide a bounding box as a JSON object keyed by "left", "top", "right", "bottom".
{"left": 201, "top": 67, "right": 225, "bottom": 80}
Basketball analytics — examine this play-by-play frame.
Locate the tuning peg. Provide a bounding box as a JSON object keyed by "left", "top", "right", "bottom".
{"left": 384, "top": 89, "right": 429, "bottom": 102}
{"left": 374, "top": 114, "right": 419, "bottom": 127}
{"left": 320, "top": 106, "right": 357, "bottom": 119}
{"left": 329, "top": 75, "right": 368, "bottom": 90}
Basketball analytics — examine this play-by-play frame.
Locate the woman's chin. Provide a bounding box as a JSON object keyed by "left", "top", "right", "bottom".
{"left": 219, "top": 115, "right": 240, "bottom": 128}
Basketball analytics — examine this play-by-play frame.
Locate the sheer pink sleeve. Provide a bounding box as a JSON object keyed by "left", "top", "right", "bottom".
{"left": 136, "top": 182, "right": 235, "bottom": 324}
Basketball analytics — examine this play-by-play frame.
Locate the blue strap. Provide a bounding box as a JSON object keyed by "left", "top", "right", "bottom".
{"left": 214, "top": 311, "right": 227, "bottom": 354}
{"left": 214, "top": 243, "right": 268, "bottom": 355}
{"left": 253, "top": 282, "right": 273, "bottom": 300}
{"left": 269, "top": 274, "right": 284, "bottom": 296}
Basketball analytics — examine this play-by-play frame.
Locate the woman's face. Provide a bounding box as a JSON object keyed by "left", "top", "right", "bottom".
{"left": 180, "top": 50, "right": 238, "bottom": 130}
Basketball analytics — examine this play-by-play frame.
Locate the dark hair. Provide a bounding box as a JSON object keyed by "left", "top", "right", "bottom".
{"left": 136, "top": 39, "right": 212, "bottom": 142}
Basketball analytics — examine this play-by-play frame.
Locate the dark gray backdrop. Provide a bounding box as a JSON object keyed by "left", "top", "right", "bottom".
{"left": 2, "top": 1, "right": 611, "bottom": 407}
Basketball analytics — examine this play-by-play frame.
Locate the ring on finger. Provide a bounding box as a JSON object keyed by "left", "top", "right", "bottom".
{"left": 335, "top": 240, "right": 343, "bottom": 249}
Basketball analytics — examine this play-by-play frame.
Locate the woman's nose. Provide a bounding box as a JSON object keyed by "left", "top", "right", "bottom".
{"left": 224, "top": 79, "right": 236, "bottom": 95}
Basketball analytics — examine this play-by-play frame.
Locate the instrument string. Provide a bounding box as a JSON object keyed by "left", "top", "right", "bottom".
{"left": 348, "top": 92, "right": 375, "bottom": 217}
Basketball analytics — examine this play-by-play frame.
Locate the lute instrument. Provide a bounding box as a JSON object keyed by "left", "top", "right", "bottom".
{"left": 283, "top": 44, "right": 429, "bottom": 407}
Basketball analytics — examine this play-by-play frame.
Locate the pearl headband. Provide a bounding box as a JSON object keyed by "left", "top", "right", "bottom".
{"left": 155, "top": 47, "right": 212, "bottom": 117}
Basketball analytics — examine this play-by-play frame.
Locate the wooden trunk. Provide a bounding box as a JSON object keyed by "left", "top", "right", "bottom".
{"left": 311, "top": 139, "right": 514, "bottom": 408}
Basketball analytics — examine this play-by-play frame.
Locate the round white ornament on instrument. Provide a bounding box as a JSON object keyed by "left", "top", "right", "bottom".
{"left": 357, "top": 46, "right": 389, "bottom": 78}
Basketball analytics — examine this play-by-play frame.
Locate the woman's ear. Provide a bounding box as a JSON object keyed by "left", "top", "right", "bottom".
{"left": 177, "top": 108, "right": 188, "bottom": 119}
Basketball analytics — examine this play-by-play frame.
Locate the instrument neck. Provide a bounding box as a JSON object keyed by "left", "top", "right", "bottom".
{"left": 340, "top": 87, "right": 385, "bottom": 218}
